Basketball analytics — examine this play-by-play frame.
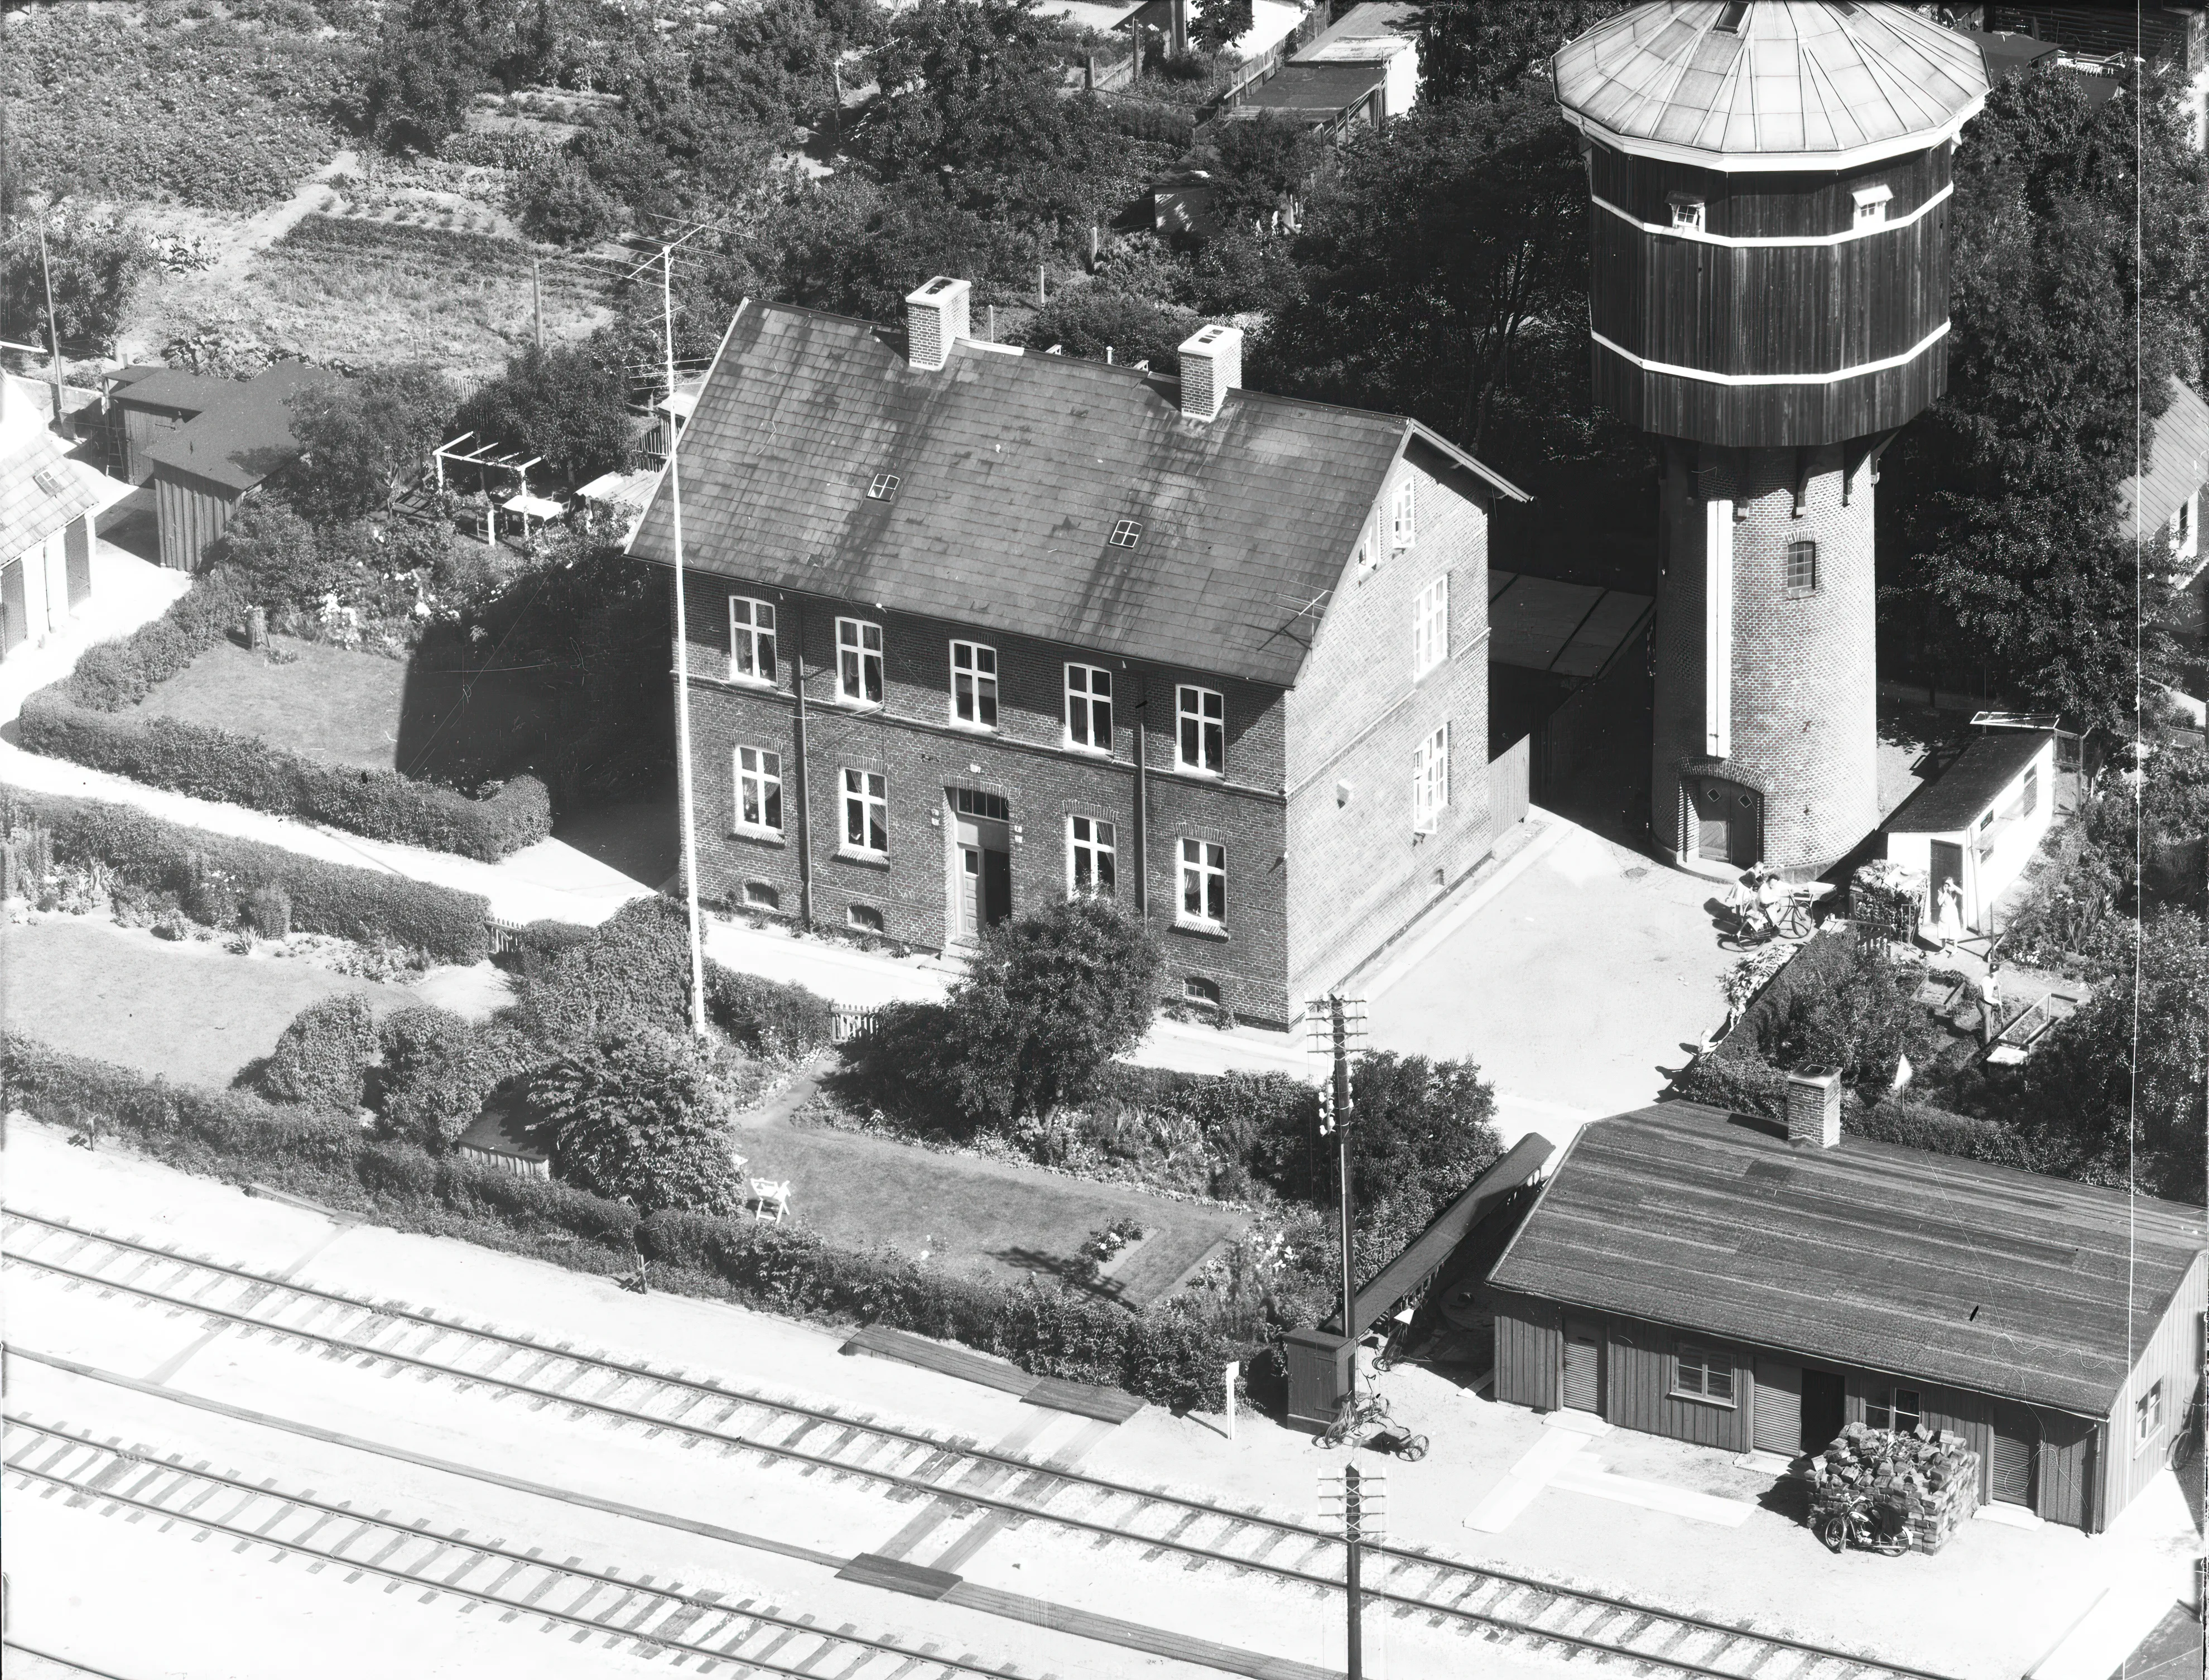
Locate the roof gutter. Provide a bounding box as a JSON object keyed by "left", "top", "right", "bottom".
{"left": 1404, "top": 421, "right": 1532, "bottom": 502}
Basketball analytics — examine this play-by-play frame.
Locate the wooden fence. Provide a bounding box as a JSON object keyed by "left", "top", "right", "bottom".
{"left": 485, "top": 914, "right": 527, "bottom": 958}
{"left": 830, "top": 1005, "right": 880, "bottom": 1044}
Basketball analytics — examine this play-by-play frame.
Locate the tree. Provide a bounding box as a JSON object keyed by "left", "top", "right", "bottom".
{"left": 531, "top": 1027, "right": 745, "bottom": 1214}
{"left": 203, "top": 502, "right": 345, "bottom": 613}
{"left": 2017, "top": 911, "right": 2207, "bottom": 1204}
{"left": 1878, "top": 65, "right": 2209, "bottom": 738}
{"left": 513, "top": 153, "right": 619, "bottom": 247}
{"left": 1411, "top": 0, "right": 1628, "bottom": 106}
{"left": 1754, "top": 933, "right": 1931, "bottom": 1091}
{"left": 1312, "top": 1051, "right": 1501, "bottom": 1286}
{"left": 1020, "top": 284, "right": 1197, "bottom": 370}
{"left": 453, "top": 341, "right": 632, "bottom": 488}
{"left": 0, "top": 210, "right": 158, "bottom": 352}
{"left": 1199, "top": 111, "right": 1324, "bottom": 235}
{"left": 349, "top": 20, "right": 484, "bottom": 153}
{"left": 1189, "top": 0, "right": 1253, "bottom": 54}
{"left": 947, "top": 896, "right": 1162, "bottom": 1124}
{"left": 377, "top": 1005, "right": 514, "bottom": 1151}
{"left": 285, "top": 364, "right": 454, "bottom": 524}
{"left": 747, "top": 173, "right": 1022, "bottom": 325}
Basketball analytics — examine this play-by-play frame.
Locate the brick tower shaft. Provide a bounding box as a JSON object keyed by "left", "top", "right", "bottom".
{"left": 1652, "top": 444, "right": 1880, "bottom": 878}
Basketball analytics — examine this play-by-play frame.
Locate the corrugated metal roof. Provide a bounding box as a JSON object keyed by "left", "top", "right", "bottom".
{"left": 631, "top": 302, "right": 1523, "bottom": 687}
{"left": 2121, "top": 375, "right": 2209, "bottom": 538}
{"left": 1553, "top": 2, "right": 1989, "bottom": 164}
{"left": 1487, "top": 1102, "right": 2206, "bottom": 1417}
{"left": 144, "top": 362, "right": 339, "bottom": 495}
{"left": 1883, "top": 728, "right": 2051, "bottom": 834}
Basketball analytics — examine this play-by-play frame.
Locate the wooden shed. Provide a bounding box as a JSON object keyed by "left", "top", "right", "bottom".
{"left": 142, "top": 362, "right": 340, "bottom": 571}
{"left": 106, "top": 365, "right": 228, "bottom": 485}
{"left": 1486, "top": 1101, "right": 2206, "bottom": 1533}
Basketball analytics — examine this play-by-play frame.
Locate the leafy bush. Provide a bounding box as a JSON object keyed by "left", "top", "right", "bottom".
{"left": 528, "top": 1028, "right": 743, "bottom": 1214}
{"left": 513, "top": 154, "right": 620, "bottom": 247}
{"left": 1667, "top": 1051, "right": 1791, "bottom": 1120}
{"left": 1845, "top": 1099, "right": 2056, "bottom": 1171}
{"left": 1745, "top": 930, "right": 1932, "bottom": 1089}
{"left": 3, "top": 1032, "right": 1231, "bottom": 1411}
{"left": 18, "top": 694, "right": 553, "bottom": 861}
{"left": 947, "top": 897, "right": 1162, "bottom": 1124}
{"left": 453, "top": 342, "right": 633, "bottom": 488}
{"left": 1098, "top": 95, "right": 1198, "bottom": 146}
{"left": 247, "top": 883, "right": 293, "bottom": 938}
{"left": 1, "top": 783, "right": 490, "bottom": 961}
{"left": 378, "top": 1005, "right": 513, "bottom": 1151}
{"left": 259, "top": 994, "right": 379, "bottom": 1110}
{"left": 1021, "top": 285, "right": 1199, "bottom": 372}
{"left": 705, "top": 967, "right": 835, "bottom": 1058}
{"left": 66, "top": 571, "right": 254, "bottom": 711}
{"left": 518, "top": 897, "right": 691, "bottom": 1045}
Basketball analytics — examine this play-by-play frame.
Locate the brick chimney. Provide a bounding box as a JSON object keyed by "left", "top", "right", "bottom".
{"left": 905, "top": 276, "right": 971, "bottom": 372}
{"left": 1786, "top": 1067, "right": 1842, "bottom": 1149}
{"left": 1178, "top": 322, "right": 1242, "bottom": 423}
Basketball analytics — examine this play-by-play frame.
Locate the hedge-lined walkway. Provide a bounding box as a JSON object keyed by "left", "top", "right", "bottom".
{"left": 0, "top": 916, "right": 411, "bottom": 1087}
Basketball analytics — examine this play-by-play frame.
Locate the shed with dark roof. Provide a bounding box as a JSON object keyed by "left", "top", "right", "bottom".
{"left": 142, "top": 362, "right": 341, "bottom": 571}
{"left": 1485, "top": 1101, "right": 2206, "bottom": 1531}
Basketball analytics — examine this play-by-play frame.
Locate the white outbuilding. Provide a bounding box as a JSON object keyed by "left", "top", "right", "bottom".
{"left": 1881, "top": 727, "right": 2058, "bottom": 937}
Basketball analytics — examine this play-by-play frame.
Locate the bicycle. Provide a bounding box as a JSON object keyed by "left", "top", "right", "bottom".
{"left": 1319, "top": 1388, "right": 1430, "bottom": 1460}
{"left": 1721, "top": 881, "right": 1816, "bottom": 947}
{"left": 1818, "top": 1495, "right": 1908, "bottom": 1556}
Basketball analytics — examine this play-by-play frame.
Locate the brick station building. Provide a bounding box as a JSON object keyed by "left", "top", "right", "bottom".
{"left": 629, "top": 282, "right": 1529, "bottom": 1026}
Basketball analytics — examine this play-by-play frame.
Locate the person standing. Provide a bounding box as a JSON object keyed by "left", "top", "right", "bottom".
{"left": 1936, "top": 876, "right": 1964, "bottom": 956}
{"left": 1979, "top": 961, "right": 2004, "bottom": 1051}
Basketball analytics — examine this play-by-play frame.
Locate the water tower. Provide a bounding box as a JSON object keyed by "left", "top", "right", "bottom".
{"left": 1553, "top": 2, "right": 1988, "bottom": 876}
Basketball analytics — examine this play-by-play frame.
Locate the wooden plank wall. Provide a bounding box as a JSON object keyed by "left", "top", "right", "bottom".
{"left": 1601, "top": 1317, "right": 1749, "bottom": 1452}
{"left": 123, "top": 406, "right": 190, "bottom": 485}
{"left": 1491, "top": 1291, "right": 1561, "bottom": 1411}
{"left": 2100, "top": 1249, "right": 2208, "bottom": 1526}
{"left": 153, "top": 474, "right": 237, "bottom": 571}
{"left": 1591, "top": 340, "right": 1947, "bottom": 449}
{"left": 1588, "top": 145, "right": 1951, "bottom": 239}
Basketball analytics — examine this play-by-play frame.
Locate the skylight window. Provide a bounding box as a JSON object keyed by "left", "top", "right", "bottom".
{"left": 31, "top": 467, "right": 64, "bottom": 498}
{"left": 1714, "top": 2, "right": 1750, "bottom": 32}
{"left": 1108, "top": 519, "right": 1142, "bottom": 549}
{"left": 868, "top": 473, "right": 901, "bottom": 500}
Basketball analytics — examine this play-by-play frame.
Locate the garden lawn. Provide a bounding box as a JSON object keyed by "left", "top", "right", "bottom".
{"left": 736, "top": 1119, "right": 1243, "bottom": 1307}
{"left": 0, "top": 917, "right": 409, "bottom": 1090}
{"left": 134, "top": 637, "right": 409, "bottom": 772}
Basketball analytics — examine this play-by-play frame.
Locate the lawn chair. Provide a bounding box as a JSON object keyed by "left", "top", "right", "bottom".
{"left": 750, "top": 1177, "right": 792, "bottom": 1225}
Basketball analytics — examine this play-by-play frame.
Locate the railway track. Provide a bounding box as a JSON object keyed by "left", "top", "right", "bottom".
{"left": 3, "top": 1414, "right": 1032, "bottom": 1680}
{"left": 6, "top": 1205, "right": 1961, "bottom": 1680}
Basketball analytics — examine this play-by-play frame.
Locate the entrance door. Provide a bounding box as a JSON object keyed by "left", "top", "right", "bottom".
{"left": 1990, "top": 1405, "right": 2037, "bottom": 1506}
{"left": 956, "top": 845, "right": 983, "bottom": 942}
{"left": 1, "top": 559, "right": 25, "bottom": 658}
{"left": 1697, "top": 783, "right": 1731, "bottom": 863}
{"left": 951, "top": 802, "right": 1011, "bottom": 945}
{"left": 1929, "top": 840, "right": 1963, "bottom": 916}
{"left": 65, "top": 515, "right": 92, "bottom": 609}
{"left": 1801, "top": 1368, "right": 1847, "bottom": 1453}
{"left": 1693, "top": 779, "right": 1762, "bottom": 866}
{"left": 1753, "top": 1359, "right": 1803, "bottom": 1455}
{"left": 1561, "top": 1323, "right": 1601, "bottom": 1413}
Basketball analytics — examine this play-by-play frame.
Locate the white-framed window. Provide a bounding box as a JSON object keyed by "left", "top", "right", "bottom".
{"left": 1867, "top": 1388, "right": 1923, "bottom": 1432}
{"left": 867, "top": 472, "right": 900, "bottom": 500}
{"left": 734, "top": 744, "right": 783, "bottom": 835}
{"left": 1784, "top": 539, "right": 1818, "bottom": 594}
{"left": 729, "top": 596, "right": 777, "bottom": 684}
{"left": 1354, "top": 541, "right": 1378, "bottom": 583}
{"left": 1412, "top": 574, "right": 1449, "bottom": 678}
{"left": 1672, "top": 1342, "right": 1735, "bottom": 1404}
{"left": 1109, "top": 519, "right": 1143, "bottom": 549}
{"left": 841, "top": 768, "right": 887, "bottom": 855}
{"left": 1413, "top": 723, "right": 1450, "bottom": 833}
{"left": 1068, "top": 815, "right": 1116, "bottom": 898}
{"left": 1066, "top": 663, "right": 1113, "bottom": 753}
{"left": 2136, "top": 1380, "right": 2165, "bottom": 1450}
{"left": 950, "top": 640, "right": 998, "bottom": 729}
{"left": 1179, "top": 837, "right": 1225, "bottom": 927}
{"left": 1176, "top": 685, "right": 1225, "bottom": 775}
{"left": 1853, "top": 182, "right": 1893, "bottom": 229}
{"left": 836, "top": 617, "right": 884, "bottom": 706}
{"left": 1668, "top": 195, "right": 1706, "bottom": 232}
{"left": 1390, "top": 475, "right": 1416, "bottom": 548}
{"left": 2176, "top": 491, "right": 2199, "bottom": 562}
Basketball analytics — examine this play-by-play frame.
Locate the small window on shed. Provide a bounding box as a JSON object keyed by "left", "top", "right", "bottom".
{"left": 1672, "top": 1343, "right": 1735, "bottom": 1403}
{"left": 1867, "top": 1388, "right": 1922, "bottom": 1432}
{"left": 1109, "top": 519, "right": 1143, "bottom": 549}
{"left": 1667, "top": 193, "right": 1706, "bottom": 233}
{"left": 1853, "top": 183, "right": 1893, "bottom": 229}
{"left": 848, "top": 903, "right": 886, "bottom": 933}
{"left": 743, "top": 880, "right": 781, "bottom": 911}
{"left": 2022, "top": 765, "right": 2039, "bottom": 817}
{"left": 2136, "top": 1380, "right": 2165, "bottom": 1449}
{"left": 868, "top": 473, "right": 901, "bottom": 500}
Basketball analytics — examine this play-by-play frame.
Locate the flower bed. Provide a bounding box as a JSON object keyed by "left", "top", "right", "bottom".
{"left": 1807, "top": 1424, "right": 1980, "bottom": 1554}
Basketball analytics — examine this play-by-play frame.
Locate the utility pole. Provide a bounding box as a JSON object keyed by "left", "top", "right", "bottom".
{"left": 1318, "top": 1461, "right": 1384, "bottom": 1680}
{"left": 36, "top": 225, "right": 64, "bottom": 425}
{"left": 660, "top": 235, "right": 709, "bottom": 1041}
{"left": 1311, "top": 992, "right": 1365, "bottom": 1412}
{"left": 532, "top": 257, "right": 545, "bottom": 351}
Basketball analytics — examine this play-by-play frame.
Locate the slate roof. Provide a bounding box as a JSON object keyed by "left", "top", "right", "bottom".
{"left": 145, "top": 362, "right": 340, "bottom": 495}
{"left": 1553, "top": 1, "right": 1989, "bottom": 166}
{"left": 1884, "top": 728, "right": 2052, "bottom": 834}
{"left": 2121, "top": 375, "right": 2209, "bottom": 538}
{"left": 0, "top": 415, "right": 115, "bottom": 566}
{"left": 631, "top": 302, "right": 1525, "bottom": 687}
{"left": 1486, "top": 1102, "right": 2206, "bottom": 1417}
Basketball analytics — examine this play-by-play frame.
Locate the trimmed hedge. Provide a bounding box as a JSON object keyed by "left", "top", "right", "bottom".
{"left": 4, "top": 1034, "right": 1229, "bottom": 1412}
{"left": 20, "top": 691, "right": 552, "bottom": 861}
{"left": 2, "top": 783, "right": 491, "bottom": 961}
{"left": 1845, "top": 1099, "right": 2059, "bottom": 1173}
{"left": 259, "top": 994, "right": 378, "bottom": 1109}
{"left": 66, "top": 571, "right": 254, "bottom": 712}
{"left": 705, "top": 966, "right": 835, "bottom": 1059}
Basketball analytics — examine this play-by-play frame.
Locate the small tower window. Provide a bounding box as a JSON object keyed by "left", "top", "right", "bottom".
{"left": 1667, "top": 192, "right": 1706, "bottom": 233}
{"left": 1852, "top": 183, "right": 1893, "bottom": 229}
{"left": 1785, "top": 539, "right": 1818, "bottom": 595}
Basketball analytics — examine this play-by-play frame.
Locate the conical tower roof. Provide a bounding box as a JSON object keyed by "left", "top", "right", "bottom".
{"left": 1553, "top": 1, "right": 1989, "bottom": 170}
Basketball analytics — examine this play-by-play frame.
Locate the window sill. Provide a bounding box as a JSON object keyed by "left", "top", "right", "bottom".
{"left": 947, "top": 718, "right": 999, "bottom": 736}
{"left": 1783, "top": 588, "right": 1821, "bottom": 601}
{"left": 832, "top": 696, "right": 885, "bottom": 714}
{"left": 725, "top": 672, "right": 780, "bottom": 691}
{"left": 1668, "top": 1389, "right": 1737, "bottom": 1410}
{"left": 2134, "top": 1427, "right": 2165, "bottom": 1457}
{"left": 1172, "top": 917, "right": 1229, "bottom": 941}
{"left": 730, "top": 827, "right": 786, "bottom": 848}
{"left": 1411, "top": 663, "right": 1445, "bottom": 684}
{"left": 1173, "top": 764, "right": 1225, "bottom": 781}
{"left": 834, "top": 847, "right": 891, "bottom": 869}
{"left": 1062, "top": 740, "right": 1114, "bottom": 759}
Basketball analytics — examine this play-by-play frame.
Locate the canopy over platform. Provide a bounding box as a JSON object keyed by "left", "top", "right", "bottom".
{"left": 1487, "top": 570, "right": 1654, "bottom": 679}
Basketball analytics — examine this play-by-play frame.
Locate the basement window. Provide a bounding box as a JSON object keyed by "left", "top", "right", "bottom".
{"left": 1672, "top": 1342, "right": 1735, "bottom": 1404}
{"left": 1109, "top": 519, "right": 1143, "bottom": 549}
{"left": 868, "top": 473, "right": 901, "bottom": 500}
{"left": 743, "top": 880, "right": 781, "bottom": 911}
{"left": 847, "top": 903, "right": 886, "bottom": 933}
